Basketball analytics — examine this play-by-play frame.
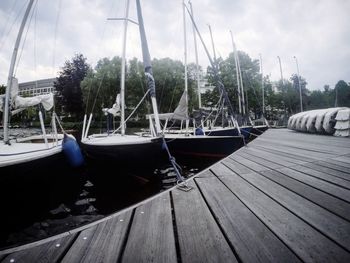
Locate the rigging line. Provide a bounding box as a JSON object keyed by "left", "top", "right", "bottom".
{"left": 14, "top": 0, "right": 38, "bottom": 77}
{"left": 199, "top": 91, "right": 223, "bottom": 127}
{"left": 52, "top": 0, "right": 62, "bottom": 76}
{"left": 167, "top": 76, "right": 179, "bottom": 113}
{"left": 84, "top": 0, "right": 122, "bottom": 114}
{"left": 33, "top": 0, "right": 38, "bottom": 89}
{"left": 112, "top": 88, "right": 150, "bottom": 134}
{"left": 137, "top": 61, "right": 152, "bottom": 114}
{"left": 0, "top": 0, "right": 23, "bottom": 52}
{"left": 90, "top": 72, "right": 106, "bottom": 113}
{"left": 184, "top": 4, "right": 236, "bottom": 119}
{"left": 158, "top": 73, "right": 167, "bottom": 111}
{"left": 243, "top": 70, "right": 266, "bottom": 118}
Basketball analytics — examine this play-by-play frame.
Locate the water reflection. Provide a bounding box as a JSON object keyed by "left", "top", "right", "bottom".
{"left": 0, "top": 150, "right": 217, "bottom": 250}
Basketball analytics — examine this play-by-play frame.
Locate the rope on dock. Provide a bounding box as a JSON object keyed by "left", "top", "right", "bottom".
{"left": 161, "top": 137, "right": 193, "bottom": 192}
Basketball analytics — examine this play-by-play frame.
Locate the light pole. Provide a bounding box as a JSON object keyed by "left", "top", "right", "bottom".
{"left": 277, "top": 56, "right": 287, "bottom": 124}
{"left": 293, "top": 56, "right": 303, "bottom": 112}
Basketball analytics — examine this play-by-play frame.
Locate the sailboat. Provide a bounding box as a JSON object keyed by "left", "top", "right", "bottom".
{"left": 206, "top": 31, "right": 253, "bottom": 139}
{"left": 0, "top": 0, "right": 80, "bottom": 175}
{"left": 80, "top": 0, "right": 164, "bottom": 171}
{"left": 155, "top": 1, "right": 244, "bottom": 159}
{"left": 182, "top": 7, "right": 250, "bottom": 141}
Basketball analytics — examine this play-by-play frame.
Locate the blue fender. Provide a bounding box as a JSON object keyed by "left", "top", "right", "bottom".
{"left": 62, "top": 134, "right": 84, "bottom": 167}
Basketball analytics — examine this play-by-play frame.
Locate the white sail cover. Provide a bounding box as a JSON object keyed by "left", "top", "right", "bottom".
{"left": 105, "top": 94, "right": 121, "bottom": 117}
{"left": 1, "top": 78, "right": 54, "bottom": 112}
{"left": 157, "top": 91, "right": 188, "bottom": 121}
{"left": 14, "top": 93, "right": 54, "bottom": 111}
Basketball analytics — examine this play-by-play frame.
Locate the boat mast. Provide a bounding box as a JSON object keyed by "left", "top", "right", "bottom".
{"left": 207, "top": 24, "right": 217, "bottom": 66}
{"left": 188, "top": 1, "right": 201, "bottom": 109}
{"left": 120, "top": 0, "right": 130, "bottom": 136}
{"left": 135, "top": 0, "right": 161, "bottom": 134}
{"left": 3, "top": 0, "right": 35, "bottom": 144}
{"left": 182, "top": 0, "right": 189, "bottom": 131}
{"left": 230, "top": 31, "right": 242, "bottom": 114}
{"left": 185, "top": 6, "right": 235, "bottom": 120}
{"left": 259, "top": 53, "right": 265, "bottom": 115}
{"left": 235, "top": 39, "right": 245, "bottom": 115}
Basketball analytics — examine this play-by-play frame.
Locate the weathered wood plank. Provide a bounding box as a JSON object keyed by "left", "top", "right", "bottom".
{"left": 195, "top": 175, "right": 301, "bottom": 263}
{"left": 215, "top": 168, "right": 350, "bottom": 262}
{"left": 334, "top": 155, "right": 350, "bottom": 163}
{"left": 301, "top": 162, "right": 350, "bottom": 181}
{"left": 324, "top": 158, "right": 350, "bottom": 169}
{"left": 315, "top": 160, "right": 350, "bottom": 173}
{"left": 253, "top": 140, "right": 336, "bottom": 159}
{"left": 229, "top": 155, "right": 273, "bottom": 172}
{"left": 254, "top": 144, "right": 318, "bottom": 162}
{"left": 2, "top": 234, "right": 77, "bottom": 263}
{"left": 62, "top": 211, "right": 132, "bottom": 263}
{"left": 279, "top": 167, "right": 350, "bottom": 203}
{"left": 255, "top": 137, "right": 350, "bottom": 155}
{"left": 232, "top": 169, "right": 350, "bottom": 250}
{"left": 231, "top": 153, "right": 280, "bottom": 171}
{"left": 172, "top": 180, "right": 237, "bottom": 263}
{"left": 291, "top": 165, "right": 350, "bottom": 190}
{"left": 221, "top": 158, "right": 252, "bottom": 175}
{"left": 260, "top": 169, "right": 350, "bottom": 222}
{"left": 121, "top": 194, "right": 177, "bottom": 263}
{"left": 209, "top": 162, "right": 234, "bottom": 177}
{"left": 259, "top": 130, "right": 350, "bottom": 148}
{"left": 238, "top": 149, "right": 296, "bottom": 168}
{"left": 240, "top": 146, "right": 306, "bottom": 166}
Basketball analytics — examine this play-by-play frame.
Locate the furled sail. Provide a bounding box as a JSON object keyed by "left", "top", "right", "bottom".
{"left": 102, "top": 94, "right": 121, "bottom": 117}
{"left": 157, "top": 91, "right": 188, "bottom": 121}
{"left": 1, "top": 77, "right": 54, "bottom": 112}
{"left": 14, "top": 93, "right": 54, "bottom": 111}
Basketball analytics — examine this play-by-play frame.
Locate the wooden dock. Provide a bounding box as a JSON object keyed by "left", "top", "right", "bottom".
{"left": 1, "top": 129, "right": 350, "bottom": 262}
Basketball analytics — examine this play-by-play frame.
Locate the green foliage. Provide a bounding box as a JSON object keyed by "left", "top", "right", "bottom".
{"left": 55, "top": 53, "right": 90, "bottom": 119}
{"left": 56, "top": 52, "right": 349, "bottom": 126}
{"left": 335, "top": 80, "right": 350, "bottom": 107}
{"left": 0, "top": 84, "right": 5, "bottom": 94}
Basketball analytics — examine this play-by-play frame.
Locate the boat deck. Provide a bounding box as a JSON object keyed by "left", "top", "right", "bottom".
{"left": 1, "top": 129, "right": 350, "bottom": 262}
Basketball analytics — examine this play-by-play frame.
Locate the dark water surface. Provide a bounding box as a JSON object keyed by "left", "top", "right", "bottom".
{"left": 0, "top": 127, "right": 251, "bottom": 250}
{"left": 0, "top": 147, "right": 218, "bottom": 250}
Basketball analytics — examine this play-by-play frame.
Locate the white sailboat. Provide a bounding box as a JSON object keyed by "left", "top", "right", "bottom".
{"left": 154, "top": 1, "right": 244, "bottom": 159}
{"left": 80, "top": 0, "right": 164, "bottom": 171}
{"left": 0, "top": 0, "right": 76, "bottom": 173}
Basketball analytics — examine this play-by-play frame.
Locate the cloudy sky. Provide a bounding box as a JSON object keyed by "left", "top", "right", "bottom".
{"left": 0, "top": 0, "right": 349, "bottom": 90}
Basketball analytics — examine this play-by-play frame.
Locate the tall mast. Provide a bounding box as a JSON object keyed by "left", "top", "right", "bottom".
{"left": 135, "top": 0, "right": 161, "bottom": 134}
{"left": 3, "top": 0, "right": 35, "bottom": 144}
{"left": 259, "top": 53, "right": 265, "bottom": 115}
{"left": 230, "top": 30, "right": 241, "bottom": 114}
{"left": 236, "top": 43, "right": 245, "bottom": 115}
{"left": 182, "top": 0, "right": 188, "bottom": 121}
{"left": 188, "top": 1, "right": 201, "bottom": 109}
{"left": 120, "top": 0, "right": 130, "bottom": 136}
{"left": 185, "top": 6, "right": 235, "bottom": 119}
{"left": 207, "top": 24, "right": 216, "bottom": 66}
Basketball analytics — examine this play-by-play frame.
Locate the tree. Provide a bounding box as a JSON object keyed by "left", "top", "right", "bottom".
{"left": 334, "top": 80, "right": 350, "bottom": 107}
{"left": 81, "top": 56, "right": 122, "bottom": 120}
{"left": 55, "top": 53, "right": 90, "bottom": 119}
{"left": 0, "top": 84, "right": 5, "bottom": 94}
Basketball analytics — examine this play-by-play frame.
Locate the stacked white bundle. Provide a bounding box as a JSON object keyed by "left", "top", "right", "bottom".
{"left": 334, "top": 109, "right": 350, "bottom": 137}
{"left": 288, "top": 107, "right": 348, "bottom": 135}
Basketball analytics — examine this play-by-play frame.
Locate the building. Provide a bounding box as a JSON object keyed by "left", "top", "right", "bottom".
{"left": 18, "top": 78, "right": 56, "bottom": 96}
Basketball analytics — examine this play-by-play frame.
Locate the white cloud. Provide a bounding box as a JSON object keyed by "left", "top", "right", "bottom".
{"left": 0, "top": 0, "right": 349, "bottom": 91}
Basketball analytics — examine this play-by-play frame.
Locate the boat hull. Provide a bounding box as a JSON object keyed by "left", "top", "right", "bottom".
{"left": 81, "top": 136, "right": 164, "bottom": 173}
{"left": 204, "top": 126, "right": 252, "bottom": 140}
{"left": 165, "top": 135, "right": 244, "bottom": 159}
